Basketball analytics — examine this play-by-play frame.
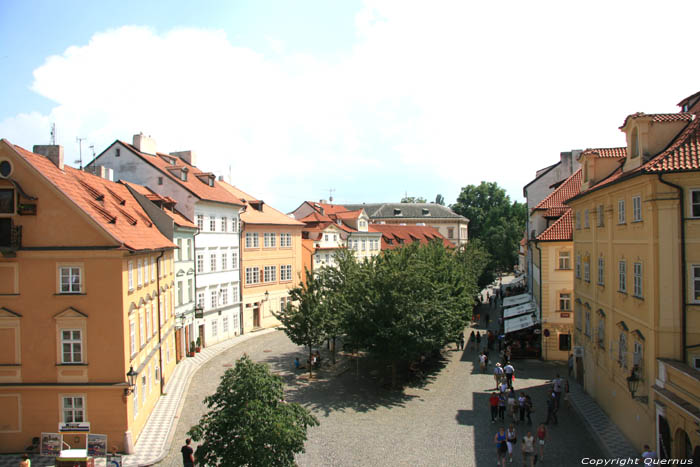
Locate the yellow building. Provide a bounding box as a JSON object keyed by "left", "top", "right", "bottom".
{"left": 567, "top": 92, "right": 700, "bottom": 459}
{"left": 220, "top": 182, "right": 304, "bottom": 332}
{"left": 0, "top": 140, "right": 177, "bottom": 454}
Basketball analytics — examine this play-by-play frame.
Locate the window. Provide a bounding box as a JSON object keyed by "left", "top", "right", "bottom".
{"left": 209, "top": 216, "right": 216, "bottom": 232}
{"left": 223, "top": 316, "right": 229, "bottom": 334}
{"left": 246, "top": 232, "right": 259, "bottom": 248}
{"left": 139, "top": 311, "right": 146, "bottom": 347}
{"left": 575, "top": 302, "right": 582, "bottom": 330}
{"left": 197, "top": 215, "right": 204, "bottom": 230}
{"left": 0, "top": 189, "right": 14, "bottom": 213}
{"left": 575, "top": 211, "right": 581, "bottom": 230}
{"left": 575, "top": 254, "right": 581, "bottom": 279}
{"left": 221, "top": 253, "right": 227, "bottom": 271}
{"left": 633, "top": 341, "right": 643, "bottom": 369}
{"left": 210, "top": 290, "right": 218, "bottom": 309}
{"left": 246, "top": 267, "right": 260, "bottom": 285}
{"left": 559, "top": 293, "right": 571, "bottom": 311}
{"left": 618, "top": 332, "right": 628, "bottom": 368}
{"left": 176, "top": 239, "right": 182, "bottom": 262}
{"left": 692, "top": 265, "right": 700, "bottom": 302}
{"left": 146, "top": 304, "right": 152, "bottom": 338}
{"left": 633, "top": 262, "right": 643, "bottom": 298}
{"left": 133, "top": 383, "right": 138, "bottom": 415}
{"left": 558, "top": 334, "right": 571, "bottom": 351}
{"left": 597, "top": 257, "right": 605, "bottom": 285}
{"left": 558, "top": 251, "right": 571, "bottom": 270}
{"left": 584, "top": 209, "right": 590, "bottom": 228}
{"left": 151, "top": 257, "right": 155, "bottom": 282}
{"left": 137, "top": 259, "right": 142, "bottom": 287}
{"left": 232, "top": 218, "right": 238, "bottom": 233}
{"left": 186, "top": 239, "right": 192, "bottom": 260}
{"left": 231, "top": 251, "right": 238, "bottom": 268}
{"left": 128, "top": 261, "right": 134, "bottom": 291}
{"left": 632, "top": 196, "right": 642, "bottom": 222}
{"left": 62, "top": 396, "right": 85, "bottom": 423}
{"left": 61, "top": 330, "right": 82, "bottom": 363}
{"left": 221, "top": 287, "right": 228, "bottom": 305}
{"left": 232, "top": 285, "right": 239, "bottom": 303}
{"left": 618, "top": 200, "right": 626, "bottom": 224}
{"left": 324, "top": 234, "right": 329, "bottom": 242}
{"left": 597, "top": 317, "right": 605, "bottom": 348}
{"left": 584, "top": 259, "right": 590, "bottom": 282}
{"left": 280, "top": 264, "right": 292, "bottom": 282}
{"left": 197, "top": 292, "right": 205, "bottom": 310}
{"left": 584, "top": 310, "right": 591, "bottom": 337}
{"left": 264, "top": 265, "right": 276, "bottom": 282}
{"left": 60, "top": 266, "right": 82, "bottom": 293}
{"left": 618, "top": 260, "right": 627, "bottom": 293}
{"left": 447, "top": 228, "right": 454, "bottom": 239}
{"left": 210, "top": 254, "right": 217, "bottom": 272}
{"left": 262, "top": 232, "right": 275, "bottom": 248}
{"left": 155, "top": 366, "right": 160, "bottom": 382}
{"left": 141, "top": 375, "right": 147, "bottom": 403}
{"left": 187, "top": 279, "right": 193, "bottom": 303}
{"left": 280, "top": 296, "right": 288, "bottom": 311}
{"left": 691, "top": 190, "right": 700, "bottom": 217}
{"left": 130, "top": 321, "right": 136, "bottom": 356}
{"left": 211, "top": 320, "right": 218, "bottom": 337}
{"left": 597, "top": 205, "right": 604, "bottom": 227}
{"left": 197, "top": 254, "right": 204, "bottom": 273}
{"left": 158, "top": 176, "right": 163, "bottom": 185}
{"left": 280, "top": 233, "right": 292, "bottom": 247}
{"left": 221, "top": 217, "right": 227, "bottom": 232}
{"left": 177, "top": 281, "right": 183, "bottom": 306}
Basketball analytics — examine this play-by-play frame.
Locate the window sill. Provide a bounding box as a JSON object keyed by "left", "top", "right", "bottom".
{"left": 632, "top": 295, "right": 644, "bottom": 301}
{"left": 632, "top": 220, "right": 643, "bottom": 224}
{"left": 0, "top": 363, "right": 21, "bottom": 367}
{"left": 57, "top": 363, "right": 88, "bottom": 366}
{"left": 55, "top": 292, "right": 86, "bottom": 296}
{"left": 618, "top": 291, "right": 627, "bottom": 295}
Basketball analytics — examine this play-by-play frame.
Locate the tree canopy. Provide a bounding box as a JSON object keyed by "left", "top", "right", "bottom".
{"left": 188, "top": 356, "right": 318, "bottom": 467}
{"left": 434, "top": 194, "right": 445, "bottom": 205}
{"left": 400, "top": 196, "right": 427, "bottom": 203}
{"left": 451, "top": 182, "right": 526, "bottom": 273}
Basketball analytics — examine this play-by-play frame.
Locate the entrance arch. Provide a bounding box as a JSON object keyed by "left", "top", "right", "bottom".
{"left": 674, "top": 428, "right": 691, "bottom": 459}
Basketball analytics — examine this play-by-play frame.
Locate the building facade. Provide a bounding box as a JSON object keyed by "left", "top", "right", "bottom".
{"left": 0, "top": 140, "right": 176, "bottom": 453}
{"left": 87, "top": 135, "right": 245, "bottom": 346}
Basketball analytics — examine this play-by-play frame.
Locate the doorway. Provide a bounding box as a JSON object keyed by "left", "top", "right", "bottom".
{"left": 658, "top": 415, "right": 671, "bottom": 459}
{"left": 199, "top": 324, "right": 205, "bottom": 348}
{"left": 254, "top": 304, "right": 261, "bottom": 329}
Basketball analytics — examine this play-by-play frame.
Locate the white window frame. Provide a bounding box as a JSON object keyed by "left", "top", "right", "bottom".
{"left": 584, "top": 209, "right": 589, "bottom": 229}
{"left": 584, "top": 310, "right": 591, "bottom": 337}
{"left": 691, "top": 265, "right": 700, "bottom": 303}
{"left": 59, "top": 266, "right": 82, "bottom": 294}
{"left": 584, "top": 259, "right": 590, "bottom": 282}
{"left": 221, "top": 287, "right": 228, "bottom": 305}
{"left": 618, "top": 199, "right": 626, "bottom": 224}
{"left": 129, "top": 321, "right": 136, "bottom": 356}
{"left": 633, "top": 341, "right": 643, "bottom": 369}
{"left": 575, "top": 211, "right": 581, "bottom": 230}
{"left": 633, "top": 262, "right": 643, "bottom": 298}
{"left": 210, "top": 253, "right": 217, "bottom": 272}
{"left": 619, "top": 332, "right": 628, "bottom": 368}
{"left": 264, "top": 265, "right": 276, "bottom": 283}
{"left": 151, "top": 257, "right": 156, "bottom": 282}
{"left": 246, "top": 232, "right": 259, "bottom": 248}
{"left": 209, "top": 216, "right": 216, "bottom": 232}
{"left": 197, "top": 214, "right": 204, "bottom": 230}
{"left": 597, "top": 204, "right": 604, "bottom": 227}
{"left": 223, "top": 316, "right": 229, "bottom": 334}
{"left": 221, "top": 253, "right": 228, "bottom": 271}
{"left": 558, "top": 251, "right": 570, "bottom": 270}
{"left": 559, "top": 293, "right": 571, "bottom": 311}
{"left": 232, "top": 252, "right": 238, "bottom": 269}
{"left": 139, "top": 311, "right": 146, "bottom": 348}
{"left": 62, "top": 395, "right": 85, "bottom": 423}
{"left": 597, "top": 317, "right": 605, "bottom": 348}
{"left": 128, "top": 261, "right": 134, "bottom": 291}
{"left": 246, "top": 267, "right": 260, "bottom": 285}
{"left": 597, "top": 257, "right": 604, "bottom": 285}
{"left": 618, "top": 260, "right": 627, "bottom": 293}
{"left": 197, "top": 292, "right": 205, "bottom": 310}
{"left": 211, "top": 319, "right": 218, "bottom": 337}
{"left": 264, "top": 232, "right": 276, "bottom": 248}
{"left": 575, "top": 254, "right": 581, "bottom": 279}
{"left": 137, "top": 259, "right": 142, "bottom": 288}
{"left": 690, "top": 189, "right": 700, "bottom": 218}
{"left": 210, "top": 290, "right": 218, "bottom": 309}
{"left": 197, "top": 254, "right": 204, "bottom": 273}
{"left": 632, "top": 195, "right": 642, "bottom": 222}
{"left": 221, "top": 217, "right": 227, "bottom": 232}
{"left": 61, "top": 329, "right": 83, "bottom": 363}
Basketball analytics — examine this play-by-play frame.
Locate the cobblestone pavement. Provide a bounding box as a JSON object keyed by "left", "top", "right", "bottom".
{"left": 155, "top": 307, "right": 603, "bottom": 466}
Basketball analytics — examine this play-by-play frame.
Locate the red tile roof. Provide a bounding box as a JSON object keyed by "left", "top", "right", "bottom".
{"left": 536, "top": 210, "right": 573, "bottom": 242}
{"left": 619, "top": 112, "right": 695, "bottom": 129}
{"left": 305, "top": 201, "right": 350, "bottom": 215}
{"left": 9, "top": 142, "right": 175, "bottom": 251}
{"left": 369, "top": 224, "right": 451, "bottom": 250}
{"left": 117, "top": 141, "right": 244, "bottom": 206}
{"left": 120, "top": 180, "right": 196, "bottom": 229}
{"left": 533, "top": 168, "right": 583, "bottom": 211}
{"left": 643, "top": 114, "right": 700, "bottom": 172}
{"left": 580, "top": 147, "right": 627, "bottom": 159}
{"left": 219, "top": 182, "right": 304, "bottom": 227}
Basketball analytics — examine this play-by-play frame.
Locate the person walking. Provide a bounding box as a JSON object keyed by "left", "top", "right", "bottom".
{"left": 524, "top": 394, "right": 533, "bottom": 425}
{"left": 479, "top": 352, "right": 487, "bottom": 372}
{"left": 504, "top": 362, "right": 515, "bottom": 389}
{"left": 476, "top": 331, "right": 482, "bottom": 349}
{"left": 19, "top": 454, "right": 30, "bottom": 467}
{"left": 536, "top": 424, "right": 547, "bottom": 462}
{"left": 506, "top": 423, "right": 518, "bottom": 463}
{"left": 507, "top": 388, "right": 517, "bottom": 422}
{"left": 498, "top": 392, "right": 507, "bottom": 421}
{"left": 458, "top": 331, "right": 465, "bottom": 350}
{"left": 552, "top": 374, "right": 563, "bottom": 402}
{"left": 494, "top": 363, "right": 504, "bottom": 390}
{"left": 494, "top": 427, "right": 508, "bottom": 467}
{"left": 181, "top": 438, "right": 195, "bottom": 467}
{"left": 489, "top": 392, "right": 500, "bottom": 423}
{"left": 469, "top": 330, "right": 476, "bottom": 351}
{"left": 545, "top": 392, "right": 558, "bottom": 425}
{"left": 518, "top": 392, "right": 527, "bottom": 423}
{"left": 522, "top": 431, "right": 535, "bottom": 467}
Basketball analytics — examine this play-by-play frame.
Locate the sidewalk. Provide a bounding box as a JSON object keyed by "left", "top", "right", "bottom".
{"left": 0, "top": 327, "right": 278, "bottom": 467}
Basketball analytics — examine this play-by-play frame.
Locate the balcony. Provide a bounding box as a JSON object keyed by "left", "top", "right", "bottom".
{"left": 0, "top": 219, "right": 22, "bottom": 256}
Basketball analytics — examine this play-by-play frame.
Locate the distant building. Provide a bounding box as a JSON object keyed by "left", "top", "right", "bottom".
{"left": 369, "top": 223, "right": 452, "bottom": 250}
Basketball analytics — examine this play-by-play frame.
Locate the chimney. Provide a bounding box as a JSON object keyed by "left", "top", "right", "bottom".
{"left": 132, "top": 133, "right": 157, "bottom": 155}
{"left": 218, "top": 175, "right": 224, "bottom": 181}
{"left": 33, "top": 145, "right": 64, "bottom": 170}
{"left": 171, "top": 150, "right": 197, "bottom": 167}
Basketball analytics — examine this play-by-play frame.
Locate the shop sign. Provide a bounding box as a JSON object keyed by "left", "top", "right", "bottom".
{"left": 59, "top": 421, "right": 91, "bottom": 432}
{"left": 560, "top": 312, "right": 570, "bottom": 318}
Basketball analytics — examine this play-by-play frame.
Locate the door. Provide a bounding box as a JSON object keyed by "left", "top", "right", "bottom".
{"left": 175, "top": 329, "right": 182, "bottom": 362}
{"left": 199, "top": 324, "right": 205, "bottom": 348}
{"left": 254, "top": 304, "right": 261, "bottom": 328}
{"left": 658, "top": 415, "right": 671, "bottom": 459}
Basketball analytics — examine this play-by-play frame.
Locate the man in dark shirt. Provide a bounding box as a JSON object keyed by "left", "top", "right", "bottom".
{"left": 181, "top": 438, "right": 194, "bottom": 466}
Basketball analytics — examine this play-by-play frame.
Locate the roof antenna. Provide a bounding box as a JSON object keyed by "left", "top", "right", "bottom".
{"left": 328, "top": 188, "right": 335, "bottom": 203}
{"left": 50, "top": 123, "right": 56, "bottom": 145}
{"left": 75, "top": 137, "right": 86, "bottom": 170}
{"left": 89, "top": 145, "right": 96, "bottom": 173}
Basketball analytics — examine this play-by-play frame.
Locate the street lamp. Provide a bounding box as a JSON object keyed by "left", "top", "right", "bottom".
{"left": 264, "top": 290, "right": 269, "bottom": 301}
{"left": 626, "top": 366, "right": 640, "bottom": 398}
{"left": 124, "top": 366, "right": 138, "bottom": 396}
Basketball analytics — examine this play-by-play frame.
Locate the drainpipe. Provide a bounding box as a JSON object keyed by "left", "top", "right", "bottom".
{"left": 155, "top": 250, "right": 165, "bottom": 395}
{"left": 657, "top": 174, "right": 688, "bottom": 364}
{"left": 239, "top": 214, "right": 244, "bottom": 335}
{"left": 534, "top": 240, "right": 544, "bottom": 360}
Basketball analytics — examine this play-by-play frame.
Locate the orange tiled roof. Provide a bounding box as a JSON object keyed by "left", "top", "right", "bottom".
{"left": 536, "top": 210, "right": 573, "bottom": 242}
{"left": 580, "top": 147, "right": 627, "bottom": 159}
{"left": 299, "top": 211, "right": 334, "bottom": 224}
{"left": 334, "top": 210, "right": 362, "bottom": 220}
{"left": 369, "top": 224, "right": 451, "bottom": 249}
{"left": 533, "top": 168, "right": 583, "bottom": 211}
{"left": 219, "top": 182, "right": 304, "bottom": 227}
{"left": 643, "top": 114, "right": 700, "bottom": 172}
{"left": 120, "top": 180, "right": 196, "bottom": 229}
{"left": 305, "top": 201, "right": 350, "bottom": 215}
{"left": 117, "top": 141, "right": 244, "bottom": 206}
{"left": 619, "top": 112, "right": 695, "bottom": 129}
{"left": 9, "top": 142, "right": 175, "bottom": 252}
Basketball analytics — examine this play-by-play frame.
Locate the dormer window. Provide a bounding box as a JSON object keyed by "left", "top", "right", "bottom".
{"left": 422, "top": 208, "right": 430, "bottom": 216}
{"left": 180, "top": 167, "right": 188, "bottom": 181}
{"left": 630, "top": 127, "right": 639, "bottom": 158}
{"left": 208, "top": 177, "right": 214, "bottom": 187}
{"left": 393, "top": 208, "right": 402, "bottom": 216}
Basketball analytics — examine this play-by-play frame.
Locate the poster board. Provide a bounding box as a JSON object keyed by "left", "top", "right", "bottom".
{"left": 40, "top": 432, "right": 63, "bottom": 456}
{"left": 87, "top": 433, "right": 108, "bottom": 456}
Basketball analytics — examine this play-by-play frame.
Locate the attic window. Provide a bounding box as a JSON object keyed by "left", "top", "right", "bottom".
{"left": 180, "top": 168, "right": 188, "bottom": 181}
{"left": 115, "top": 148, "right": 120, "bottom": 157}
{"left": 208, "top": 177, "right": 214, "bottom": 187}
{"left": 422, "top": 208, "right": 430, "bottom": 216}
{"left": 337, "top": 219, "right": 342, "bottom": 226}
{"left": 393, "top": 208, "right": 402, "bottom": 216}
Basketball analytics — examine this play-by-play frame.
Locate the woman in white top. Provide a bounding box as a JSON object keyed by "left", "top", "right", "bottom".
{"left": 521, "top": 431, "right": 535, "bottom": 467}
{"left": 506, "top": 423, "right": 517, "bottom": 463}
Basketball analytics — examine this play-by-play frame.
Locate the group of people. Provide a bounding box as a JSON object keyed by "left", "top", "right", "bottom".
{"left": 293, "top": 351, "right": 323, "bottom": 370}
{"left": 494, "top": 423, "right": 547, "bottom": 466}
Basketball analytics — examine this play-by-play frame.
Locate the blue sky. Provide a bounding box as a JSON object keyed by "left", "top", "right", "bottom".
{"left": 2, "top": 1, "right": 700, "bottom": 212}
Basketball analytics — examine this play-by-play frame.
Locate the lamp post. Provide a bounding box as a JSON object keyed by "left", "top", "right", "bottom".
{"left": 626, "top": 366, "right": 640, "bottom": 398}
{"left": 124, "top": 366, "right": 137, "bottom": 396}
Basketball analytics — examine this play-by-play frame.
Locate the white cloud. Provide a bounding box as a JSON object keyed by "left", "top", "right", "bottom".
{"left": 2, "top": 1, "right": 700, "bottom": 210}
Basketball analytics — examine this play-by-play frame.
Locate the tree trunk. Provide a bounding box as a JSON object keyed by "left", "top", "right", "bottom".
{"left": 308, "top": 346, "right": 313, "bottom": 379}
{"left": 331, "top": 336, "right": 336, "bottom": 365}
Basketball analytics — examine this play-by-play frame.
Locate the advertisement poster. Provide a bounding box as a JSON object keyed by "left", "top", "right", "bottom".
{"left": 87, "top": 433, "right": 108, "bottom": 456}
{"left": 40, "top": 432, "right": 62, "bottom": 456}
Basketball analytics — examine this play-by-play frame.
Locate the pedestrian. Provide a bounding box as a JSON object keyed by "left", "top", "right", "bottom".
{"left": 641, "top": 444, "right": 657, "bottom": 460}
{"left": 469, "top": 330, "right": 476, "bottom": 351}
{"left": 499, "top": 379, "right": 509, "bottom": 395}
{"left": 479, "top": 352, "right": 487, "bottom": 372}
{"left": 181, "top": 438, "right": 195, "bottom": 467}
{"left": 498, "top": 392, "right": 507, "bottom": 421}
{"left": 568, "top": 353, "right": 574, "bottom": 377}
{"left": 488, "top": 331, "right": 495, "bottom": 349}
{"left": 525, "top": 394, "right": 533, "bottom": 425}
{"left": 294, "top": 357, "right": 300, "bottom": 369}
{"left": 536, "top": 424, "right": 547, "bottom": 461}
{"left": 505, "top": 345, "right": 512, "bottom": 362}
{"left": 506, "top": 423, "right": 518, "bottom": 463}
{"left": 489, "top": 392, "right": 500, "bottom": 423}
{"left": 522, "top": 431, "right": 535, "bottom": 467}
{"left": 494, "top": 427, "right": 508, "bottom": 467}
{"left": 504, "top": 362, "right": 515, "bottom": 389}
{"left": 507, "top": 388, "right": 517, "bottom": 422}
{"left": 19, "top": 454, "right": 30, "bottom": 467}
{"left": 518, "top": 392, "right": 527, "bottom": 423}
{"left": 552, "top": 374, "right": 563, "bottom": 401}
{"left": 476, "top": 332, "right": 482, "bottom": 349}
{"left": 458, "top": 331, "right": 465, "bottom": 350}
{"left": 545, "top": 393, "right": 558, "bottom": 425}
{"left": 494, "top": 363, "right": 504, "bottom": 390}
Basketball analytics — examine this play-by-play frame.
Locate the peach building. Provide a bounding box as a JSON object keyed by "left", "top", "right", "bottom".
{"left": 220, "top": 182, "right": 304, "bottom": 331}
{"left": 0, "top": 140, "right": 177, "bottom": 454}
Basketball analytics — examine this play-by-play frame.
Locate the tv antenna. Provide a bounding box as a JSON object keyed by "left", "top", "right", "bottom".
{"left": 89, "top": 145, "right": 96, "bottom": 173}
{"left": 75, "top": 137, "right": 86, "bottom": 170}
{"left": 327, "top": 188, "right": 335, "bottom": 203}
{"left": 50, "top": 123, "right": 56, "bottom": 145}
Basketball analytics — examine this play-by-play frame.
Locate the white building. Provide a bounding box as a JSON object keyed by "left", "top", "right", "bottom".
{"left": 87, "top": 134, "right": 245, "bottom": 347}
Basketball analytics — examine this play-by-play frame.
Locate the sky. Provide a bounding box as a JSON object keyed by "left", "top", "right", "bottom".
{"left": 2, "top": 1, "right": 700, "bottom": 213}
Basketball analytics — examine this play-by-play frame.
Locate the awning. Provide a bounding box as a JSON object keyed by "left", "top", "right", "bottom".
{"left": 505, "top": 313, "right": 538, "bottom": 334}
{"left": 504, "top": 302, "right": 536, "bottom": 319}
{"left": 503, "top": 293, "right": 531, "bottom": 308}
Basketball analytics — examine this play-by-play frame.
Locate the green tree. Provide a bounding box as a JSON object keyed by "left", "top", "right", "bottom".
{"left": 273, "top": 270, "right": 327, "bottom": 377}
{"left": 188, "top": 356, "right": 318, "bottom": 467}
{"left": 434, "top": 194, "right": 445, "bottom": 205}
{"left": 451, "top": 182, "right": 526, "bottom": 273}
{"left": 400, "top": 196, "right": 427, "bottom": 203}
